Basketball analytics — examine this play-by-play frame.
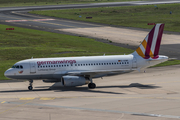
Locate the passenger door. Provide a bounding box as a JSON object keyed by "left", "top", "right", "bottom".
{"left": 30, "top": 62, "right": 36, "bottom": 73}
{"left": 132, "top": 57, "right": 137, "bottom": 68}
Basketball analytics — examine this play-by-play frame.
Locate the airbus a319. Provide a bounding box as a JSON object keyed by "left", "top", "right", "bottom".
{"left": 4, "top": 24, "right": 168, "bottom": 90}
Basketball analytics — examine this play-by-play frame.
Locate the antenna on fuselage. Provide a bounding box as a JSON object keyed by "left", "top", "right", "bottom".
{"left": 103, "top": 53, "right": 105, "bottom": 56}
{"left": 31, "top": 56, "right": 33, "bottom": 59}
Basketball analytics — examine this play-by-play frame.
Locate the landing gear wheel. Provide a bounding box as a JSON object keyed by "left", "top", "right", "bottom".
{"left": 28, "top": 79, "right": 33, "bottom": 90}
{"left": 88, "top": 83, "right": 96, "bottom": 89}
{"left": 28, "top": 86, "right": 33, "bottom": 90}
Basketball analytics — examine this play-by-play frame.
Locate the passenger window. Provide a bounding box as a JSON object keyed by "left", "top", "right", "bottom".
{"left": 64, "top": 65, "right": 66, "bottom": 67}
{"left": 91, "top": 63, "right": 93, "bottom": 65}
{"left": 104, "top": 63, "right": 106, "bottom": 65}
{"left": 96, "top": 63, "right": 98, "bottom": 65}
{"left": 114, "top": 63, "right": 116, "bottom": 64}
{"left": 71, "top": 64, "right": 73, "bottom": 66}
{"left": 107, "top": 63, "right": 108, "bottom": 65}
{"left": 67, "top": 65, "right": 69, "bottom": 67}
{"left": 75, "top": 64, "right": 77, "bottom": 66}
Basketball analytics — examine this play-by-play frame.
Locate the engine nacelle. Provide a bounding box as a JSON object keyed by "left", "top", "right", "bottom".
{"left": 61, "top": 76, "right": 90, "bottom": 87}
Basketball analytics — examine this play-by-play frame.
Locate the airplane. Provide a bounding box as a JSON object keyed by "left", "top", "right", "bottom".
{"left": 4, "top": 23, "right": 168, "bottom": 90}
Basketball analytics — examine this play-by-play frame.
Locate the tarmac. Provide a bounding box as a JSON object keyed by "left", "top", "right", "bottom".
{"left": 0, "top": 65, "right": 180, "bottom": 120}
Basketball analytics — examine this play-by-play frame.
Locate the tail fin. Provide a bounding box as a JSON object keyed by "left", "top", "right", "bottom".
{"left": 132, "top": 23, "right": 164, "bottom": 59}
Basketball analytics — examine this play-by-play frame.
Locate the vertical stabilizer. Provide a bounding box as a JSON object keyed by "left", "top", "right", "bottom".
{"left": 132, "top": 24, "right": 164, "bottom": 59}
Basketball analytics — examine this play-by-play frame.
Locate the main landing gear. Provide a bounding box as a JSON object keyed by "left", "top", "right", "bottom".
{"left": 88, "top": 77, "right": 96, "bottom": 89}
{"left": 88, "top": 83, "right": 96, "bottom": 89}
{"left": 28, "top": 80, "right": 33, "bottom": 90}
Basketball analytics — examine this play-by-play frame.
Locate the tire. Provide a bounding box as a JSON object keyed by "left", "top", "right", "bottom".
{"left": 88, "top": 83, "right": 96, "bottom": 89}
{"left": 28, "top": 86, "right": 33, "bottom": 90}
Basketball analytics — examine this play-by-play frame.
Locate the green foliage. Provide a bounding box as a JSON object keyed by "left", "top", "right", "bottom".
{"left": 0, "top": 24, "right": 133, "bottom": 80}
{"left": 30, "top": 3, "right": 180, "bottom": 32}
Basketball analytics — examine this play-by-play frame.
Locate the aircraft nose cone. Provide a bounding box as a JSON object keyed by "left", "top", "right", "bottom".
{"left": 4, "top": 69, "right": 12, "bottom": 78}
{"left": 4, "top": 70, "right": 9, "bottom": 77}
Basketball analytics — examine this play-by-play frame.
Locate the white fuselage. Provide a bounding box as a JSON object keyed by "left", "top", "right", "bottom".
{"left": 4, "top": 54, "right": 168, "bottom": 80}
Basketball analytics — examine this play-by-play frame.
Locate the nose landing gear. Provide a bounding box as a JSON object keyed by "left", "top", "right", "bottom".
{"left": 28, "top": 80, "right": 33, "bottom": 90}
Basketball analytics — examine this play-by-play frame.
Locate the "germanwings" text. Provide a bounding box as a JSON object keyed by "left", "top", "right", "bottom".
{"left": 37, "top": 60, "right": 76, "bottom": 66}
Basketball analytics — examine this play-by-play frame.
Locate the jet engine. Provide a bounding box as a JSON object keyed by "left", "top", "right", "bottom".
{"left": 61, "top": 76, "right": 90, "bottom": 87}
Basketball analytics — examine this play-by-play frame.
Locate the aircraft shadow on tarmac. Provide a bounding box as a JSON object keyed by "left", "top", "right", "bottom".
{"left": 0, "top": 83, "right": 160, "bottom": 95}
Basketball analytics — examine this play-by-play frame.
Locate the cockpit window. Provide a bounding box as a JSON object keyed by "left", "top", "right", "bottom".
{"left": 12, "top": 65, "right": 23, "bottom": 69}
{"left": 12, "top": 65, "right": 15, "bottom": 68}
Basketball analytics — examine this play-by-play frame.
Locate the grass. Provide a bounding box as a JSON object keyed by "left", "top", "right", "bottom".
{"left": 30, "top": 3, "right": 180, "bottom": 32}
{"left": 0, "top": 0, "right": 147, "bottom": 7}
{"left": 0, "top": 24, "right": 133, "bottom": 80}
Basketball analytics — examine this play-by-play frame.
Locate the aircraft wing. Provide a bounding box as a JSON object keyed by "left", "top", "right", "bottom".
{"left": 67, "top": 68, "right": 135, "bottom": 76}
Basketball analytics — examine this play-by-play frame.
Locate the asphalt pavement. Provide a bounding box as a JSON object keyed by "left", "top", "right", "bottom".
{"left": 1, "top": 65, "right": 180, "bottom": 120}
